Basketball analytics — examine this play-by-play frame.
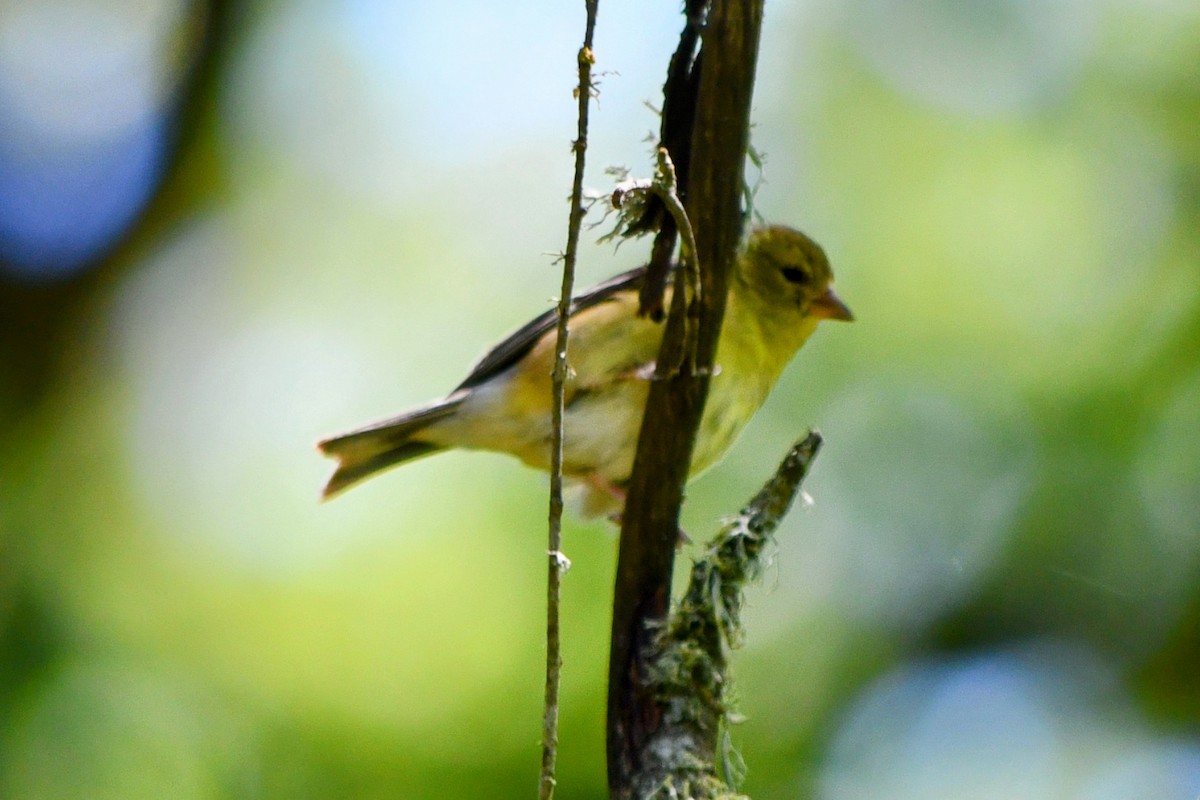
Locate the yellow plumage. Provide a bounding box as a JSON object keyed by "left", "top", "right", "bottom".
{"left": 318, "top": 225, "right": 852, "bottom": 515}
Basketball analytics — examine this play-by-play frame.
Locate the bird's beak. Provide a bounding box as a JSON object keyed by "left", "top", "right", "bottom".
{"left": 810, "top": 286, "right": 854, "bottom": 321}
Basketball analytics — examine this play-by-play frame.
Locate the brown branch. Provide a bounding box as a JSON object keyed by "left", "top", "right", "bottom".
{"left": 541, "top": 3, "right": 598, "bottom": 799}
{"left": 636, "top": 432, "right": 822, "bottom": 799}
{"left": 634, "top": 0, "right": 706, "bottom": 320}
{"left": 606, "top": 0, "right": 765, "bottom": 797}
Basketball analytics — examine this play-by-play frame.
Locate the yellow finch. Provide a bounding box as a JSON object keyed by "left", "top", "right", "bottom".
{"left": 318, "top": 225, "right": 851, "bottom": 514}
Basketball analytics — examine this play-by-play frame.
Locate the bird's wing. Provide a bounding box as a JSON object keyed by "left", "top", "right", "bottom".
{"left": 455, "top": 266, "right": 649, "bottom": 391}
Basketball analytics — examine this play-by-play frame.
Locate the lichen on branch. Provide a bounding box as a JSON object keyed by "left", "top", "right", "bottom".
{"left": 631, "top": 431, "right": 824, "bottom": 799}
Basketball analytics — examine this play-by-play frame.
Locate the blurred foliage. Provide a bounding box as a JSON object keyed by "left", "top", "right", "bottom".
{"left": 1, "top": 1, "right": 1199, "bottom": 798}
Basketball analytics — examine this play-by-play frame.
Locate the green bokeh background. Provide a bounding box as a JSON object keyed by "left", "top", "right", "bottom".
{"left": 2, "top": 1, "right": 1198, "bottom": 798}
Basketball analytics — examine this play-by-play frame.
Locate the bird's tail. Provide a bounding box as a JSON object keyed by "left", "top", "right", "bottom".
{"left": 317, "top": 396, "right": 463, "bottom": 500}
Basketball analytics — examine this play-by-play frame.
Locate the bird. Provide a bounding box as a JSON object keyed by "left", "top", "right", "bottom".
{"left": 317, "top": 225, "right": 852, "bottom": 515}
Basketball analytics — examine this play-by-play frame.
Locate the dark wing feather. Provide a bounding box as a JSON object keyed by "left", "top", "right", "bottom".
{"left": 455, "top": 266, "right": 649, "bottom": 390}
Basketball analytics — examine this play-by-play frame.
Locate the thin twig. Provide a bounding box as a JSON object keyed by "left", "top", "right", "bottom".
{"left": 541, "top": 3, "right": 598, "bottom": 799}
{"left": 650, "top": 147, "right": 702, "bottom": 374}
{"left": 651, "top": 148, "right": 699, "bottom": 271}
{"left": 601, "top": 148, "right": 702, "bottom": 371}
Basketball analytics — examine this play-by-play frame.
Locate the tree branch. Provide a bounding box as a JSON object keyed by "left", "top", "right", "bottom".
{"left": 607, "top": 0, "right": 765, "bottom": 796}
{"left": 635, "top": 432, "right": 822, "bottom": 799}
{"left": 633, "top": 0, "right": 706, "bottom": 320}
{"left": 541, "top": 3, "right": 598, "bottom": 799}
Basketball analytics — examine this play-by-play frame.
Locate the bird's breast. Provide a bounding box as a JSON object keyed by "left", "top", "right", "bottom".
{"left": 688, "top": 368, "right": 770, "bottom": 478}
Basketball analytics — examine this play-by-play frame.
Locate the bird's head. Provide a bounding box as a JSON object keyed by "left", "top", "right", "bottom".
{"left": 738, "top": 225, "right": 853, "bottom": 323}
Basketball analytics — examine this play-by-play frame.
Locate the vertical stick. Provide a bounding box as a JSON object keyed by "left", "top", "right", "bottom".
{"left": 541, "top": 3, "right": 598, "bottom": 799}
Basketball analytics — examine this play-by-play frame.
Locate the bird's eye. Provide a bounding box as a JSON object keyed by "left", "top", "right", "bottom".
{"left": 780, "top": 266, "right": 810, "bottom": 285}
